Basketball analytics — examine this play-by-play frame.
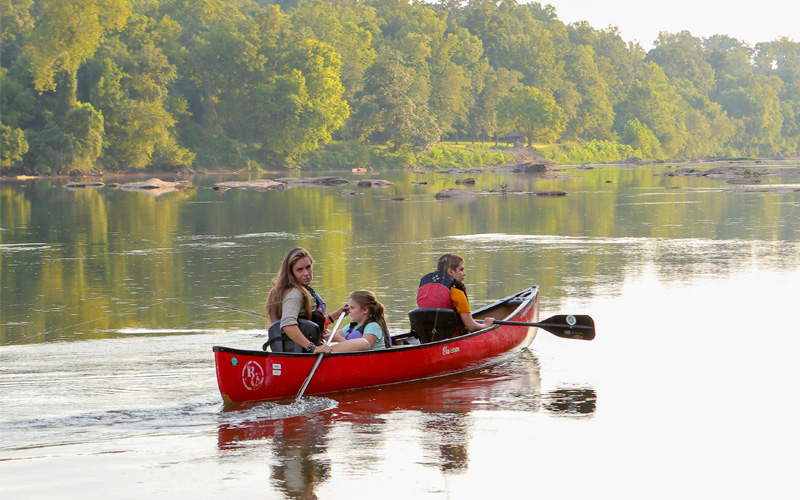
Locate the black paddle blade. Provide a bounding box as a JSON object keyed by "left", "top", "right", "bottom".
{"left": 537, "top": 314, "right": 595, "bottom": 340}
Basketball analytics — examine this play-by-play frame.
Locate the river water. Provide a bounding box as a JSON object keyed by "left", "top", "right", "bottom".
{"left": 2, "top": 162, "right": 799, "bottom": 499}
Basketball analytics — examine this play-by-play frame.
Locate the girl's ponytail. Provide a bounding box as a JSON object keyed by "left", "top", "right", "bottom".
{"left": 349, "top": 290, "right": 390, "bottom": 346}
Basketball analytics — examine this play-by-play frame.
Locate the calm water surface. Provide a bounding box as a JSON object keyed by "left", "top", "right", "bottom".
{"left": 2, "top": 162, "right": 800, "bottom": 499}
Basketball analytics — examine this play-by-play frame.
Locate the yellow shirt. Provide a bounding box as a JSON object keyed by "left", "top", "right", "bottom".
{"left": 450, "top": 287, "right": 470, "bottom": 314}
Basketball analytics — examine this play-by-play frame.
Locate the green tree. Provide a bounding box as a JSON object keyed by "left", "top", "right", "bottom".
{"left": 352, "top": 47, "right": 440, "bottom": 150}
{"left": 1, "top": 0, "right": 34, "bottom": 56}
{"left": 28, "top": 0, "right": 130, "bottom": 92}
{"left": 250, "top": 38, "right": 349, "bottom": 163}
{"left": 468, "top": 66, "right": 522, "bottom": 142}
{"left": 84, "top": 13, "right": 193, "bottom": 170}
{"left": 367, "top": 0, "right": 481, "bottom": 141}
{"left": 1, "top": 123, "right": 29, "bottom": 168}
{"left": 22, "top": 0, "right": 130, "bottom": 173}
{"left": 290, "top": 0, "right": 376, "bottom": 103}
{"left": 716, "top": 75, "right": 784, "bottom": 155}
{"left": 704, "top": 35, "right": 753, "bottom": 93}
{"left": 621, "top": 118, "right": 663, "bottom": 159}
{"left": 498, "top": 86, "right": 566, "bottom": 145}
{"left": 645, "top": 31, "right": 739, "bottom": 157}
{"left": 562, "top": 44, "right": 614, "bottom": 140}
{"left": 647, "top": 31, "right": 716, "bottom": 96}
{"left": 614, "top": 62, "right": 687, "bottom": 157}
{"left": 753, "top": 38, "right": 800, "bottom": 153}
{"left": 153, "top": 0, "right": 258, "bottom": 167}
{"left": 28, "top": 99, "right": 105, "bottom": 173}
{"left": 568, "top": 21, "right": 644, "bottom": 106}
{"left": 190, "top": 17, "right": 265, "bottom": 142}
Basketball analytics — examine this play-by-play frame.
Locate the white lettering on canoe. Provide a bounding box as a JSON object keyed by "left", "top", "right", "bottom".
{"left": 442, "top": 346, "right": 460, "bottom": 355}
{"left": 272, "top": 363, "right": 282, "bottom": 376}
{"left": 242, "top": 360, "right": 265, "bottom": 391}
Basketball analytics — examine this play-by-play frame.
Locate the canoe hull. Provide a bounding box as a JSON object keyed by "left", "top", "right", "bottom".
{"left": 213, "top": 286, "right": 539, "bottom": 403}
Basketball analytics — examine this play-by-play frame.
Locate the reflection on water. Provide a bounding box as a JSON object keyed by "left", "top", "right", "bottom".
{"left": 421, "top": 412, "right": 472, "bottom": 473}
{"left": 3, "top": 166, "right": 800, "bottom": 345}
{"left": 270, "top": 416, "right": 332, "bottom": 500}
{"left": 542, "top": 387, "right": 597, "bottom": 415}
{"left": 1, "top": 164, "right": 798, "bottom": 499}
{"left": 215, "top": 352, "right": 596, "bottom": 496}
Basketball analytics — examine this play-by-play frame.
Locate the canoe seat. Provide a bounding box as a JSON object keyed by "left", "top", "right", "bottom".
{"left": 263, "top": 319, "right": 321, "bottom": 353}
{"left": 408, "top": 308, "right": 464, "bottom": 343}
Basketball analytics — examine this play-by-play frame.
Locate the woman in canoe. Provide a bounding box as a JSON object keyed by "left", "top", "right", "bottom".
{"left": 266, "top": 247, "right": 348, "bottom": 354}
{"left": 325, "top": 290, "right": 390, "bottom": 351}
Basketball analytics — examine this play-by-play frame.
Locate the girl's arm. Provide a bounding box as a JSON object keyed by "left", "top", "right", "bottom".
{"left": 451, "top": 288, "right": 494, "bottom": 332}
{"left": 330, "top": 337, "right": 371, "bottom": 352}
{"left": 331, "top": 322, "right": 381, "bottom": 352}
{"left": 324, "top": 330, "right": 346, "bottom": 343}
{"left": 460, "top": 313, "right": 495, "bottom": 332}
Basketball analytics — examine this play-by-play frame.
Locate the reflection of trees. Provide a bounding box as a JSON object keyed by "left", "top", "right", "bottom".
{"left": 269, "top": 415, "right": 331, "bottom": 500}
{"left": 4, "top": 168, "right": 799, "bottom": 344}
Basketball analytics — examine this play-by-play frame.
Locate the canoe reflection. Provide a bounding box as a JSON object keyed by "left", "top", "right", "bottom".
{"left": 217, "top": 352, "right": 596, "bottom": 497}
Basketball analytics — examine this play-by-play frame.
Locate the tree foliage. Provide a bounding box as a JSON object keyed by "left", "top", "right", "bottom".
{"left": 499, "top": 86, "right": 566, "bottom": 145}
{"left": 2, "top": 0, "right": 800, "bottom": 173}
{"left": 28, "top": 0, "right": 130, "bottom": 92}
{"left": 621, "top": 118, "right": 663, "bottom": 158}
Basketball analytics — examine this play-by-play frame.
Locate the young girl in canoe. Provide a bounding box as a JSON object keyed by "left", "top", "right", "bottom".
{"left": 326, "top": 290, "right": 390, "bottom": 351}
{"left": 417, "top": 253, "right": 495, "bottom": 332}
{"left": 266, "top": 247, "right": 349, "bottom": 354}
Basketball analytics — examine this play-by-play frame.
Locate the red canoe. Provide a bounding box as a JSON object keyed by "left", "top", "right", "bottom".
{"left": 213, "top": 286, "right": 540, "bottom": 403}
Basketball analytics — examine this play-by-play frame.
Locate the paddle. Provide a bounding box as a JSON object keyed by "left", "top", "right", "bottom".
{"left": 294, "top": 312, "right": 347, "bottom": 403}
{"left": 492, "top": 314, "right": 595, "bottom": 341}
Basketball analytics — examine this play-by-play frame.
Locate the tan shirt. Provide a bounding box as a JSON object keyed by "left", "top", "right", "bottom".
{"left": 279, "top": 287, "right": 307, "bottom": 330}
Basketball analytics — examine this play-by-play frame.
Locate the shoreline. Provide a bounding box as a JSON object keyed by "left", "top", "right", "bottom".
{"left": 3, "top": 156, "right": 799, "bottom": 184}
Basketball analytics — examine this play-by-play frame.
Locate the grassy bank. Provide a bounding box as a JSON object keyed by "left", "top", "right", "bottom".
{"left": 297, "top": 141, "right": 515, "bottom": 171}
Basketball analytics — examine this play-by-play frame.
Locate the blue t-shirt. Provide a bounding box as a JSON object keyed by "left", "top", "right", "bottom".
{"left": 341, "top": 321, "right": 387, "bottom": 350}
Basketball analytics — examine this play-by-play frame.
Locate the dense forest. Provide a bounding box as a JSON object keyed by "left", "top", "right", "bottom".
{"left": 1, "top": 0, "right": 799, "bottom": 173}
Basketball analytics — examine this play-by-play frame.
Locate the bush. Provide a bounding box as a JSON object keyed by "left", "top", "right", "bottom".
{"left": 621, "top": 119, "right": 663, "bottom": 159}
{"left": 184, "top": 129, "right": 252, "bottom": 171}
{"left": 545, "top": 140, "right": 642, "bottom": 164}
{"left": 299, "top": 141, "right": 372, "bottom": 170}
{"left": 373, "top": 148, "right": 417, "bottom": 169}
{"left": 416, "top": 145, "right": 513, "bottom": 170}
{"left": 295, "top": 142, "right": 515, "bottom": 171}
{"left": 28, "top": 103, "right": 105, "bottom": 174}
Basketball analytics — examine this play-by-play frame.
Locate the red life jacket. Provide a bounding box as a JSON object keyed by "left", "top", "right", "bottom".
{"left": 416, "top": 271, "right": 455, "bottom": 309}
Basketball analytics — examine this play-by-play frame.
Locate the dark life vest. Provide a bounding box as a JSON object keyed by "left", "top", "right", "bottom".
{"left": 416, "top": 271, "right": 455, "bottom": 309}
{"left": 264, "top": 286, "right": 327, "bottom": 353}
{"left": 264, "top": 319, "right": 322, "bottom": 353}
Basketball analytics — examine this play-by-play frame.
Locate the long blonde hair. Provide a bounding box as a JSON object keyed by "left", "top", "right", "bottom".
{"left": 266, "top": 247, "right": 313, "bottom": 321}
